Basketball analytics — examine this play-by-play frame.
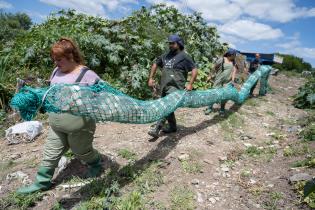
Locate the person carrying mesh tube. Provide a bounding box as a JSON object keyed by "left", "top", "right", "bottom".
{"left": 16, "top": 38, "right": 102, "bottom": 194}
{"left": 248, "top": 53, "right": 262, "bottom": 97}
{"left": 204, "top": 48, "right": 238, "bottom": 115}
{"left": 147, "top": 34, "right": 198, "bottom": 138}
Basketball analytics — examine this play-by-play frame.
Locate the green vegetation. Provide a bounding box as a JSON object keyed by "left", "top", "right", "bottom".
{"left": 179, "top": 149, "right": 204, "bottom": 174}
{"left": 0, "top": 12, "right": 32, "bottom": 50}
{"left": 170, "top": 185, "right": 196, "bottom": 210}
{"left": 0, "top": 4, "right": 223, "bottom": 109}
{"left": 118, "top": 148, "right": 138, "bottom": 161}
{"left": 0, "top": 192, "right": 43, "bottom": 210}
{"left": 283, "top": 144, "right": 309, "bottom": 157}
{"left": 245, "top": 146, "right": 277, "bottom": 161}
{"left": 262, "top": 191, "right": 284, "bottom": 210}
{"left": 291, "top": 155, "right": 315, "bottom": 168}
{"left": 294, "top": 181, "right": 315, "bottom": 208}
{"left": 220, "top": 112, "right": 244, "bottom": 141}
{"left": 73, "top": 161, "right": 164, "bottom": 209}
{"left": 273, "top": 54, "right": 312, "bottom": 73}
{"left": 294, "top": 75, "right": 315, "bottom": 109}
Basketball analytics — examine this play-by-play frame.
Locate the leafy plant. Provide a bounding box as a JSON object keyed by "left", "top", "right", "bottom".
{"left": 295, "top": 181, "right": 315, "bottom": 208}
{"left": 170, "top": 185, "right": 195, "bottom": 210}
{"left": 0, "top": 192, "right": 43, "bottom": 210}
{"left": 117, "top": 148, "right": 137, "bottom": 161}
{"left": 0, "top": 5, "right": 223, "bottom": 107}
{"left": 294, "top": 74, "right": 315, "bottom": 109}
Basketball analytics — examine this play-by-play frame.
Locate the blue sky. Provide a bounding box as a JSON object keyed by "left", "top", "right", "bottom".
{"left": 1, "top": 0, "right": 315, "bottom": 67}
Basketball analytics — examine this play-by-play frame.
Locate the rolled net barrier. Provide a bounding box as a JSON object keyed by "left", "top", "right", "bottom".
{"left": 10, "top": 65, "right": 272, "bottom": 123}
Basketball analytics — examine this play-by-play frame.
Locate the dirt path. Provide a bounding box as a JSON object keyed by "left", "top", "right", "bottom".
{"left": 1, "top": 73, "right": 314, "bottom": 210}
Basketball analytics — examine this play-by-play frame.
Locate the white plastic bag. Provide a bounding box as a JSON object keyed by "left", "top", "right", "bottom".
{"left": 5, "top": 121, "right": 43, "bottom": 144}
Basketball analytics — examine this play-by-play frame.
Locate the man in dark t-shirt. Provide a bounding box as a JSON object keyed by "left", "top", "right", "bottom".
{"left": 147, "top": 34, "right": 198, "bottom": 138}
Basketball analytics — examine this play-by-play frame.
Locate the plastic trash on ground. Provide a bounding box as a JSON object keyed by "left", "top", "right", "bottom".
{"left": 5, "top": 121, "right": 43, "bottom": 144}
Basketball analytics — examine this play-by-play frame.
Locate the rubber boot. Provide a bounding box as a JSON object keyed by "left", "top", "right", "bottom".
{"left": 162, "top": 113, "right": 177, "bottom": 133}
{"left": 16, "top": 166, "right": 54, "bottom": 194}
{"left": 148, "top": 119, "right": 165, "bottom": 138}
{"left": 204, "top": 106, "right": 213, "bottom": 115}
{"left": 86, "top": 156, "right": 102, "bottom": 178}
{"left": 219, "top": 102, "right": 226, "bottom": 116}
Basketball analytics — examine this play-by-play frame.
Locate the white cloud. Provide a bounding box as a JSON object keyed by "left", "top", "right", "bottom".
{"left": 276, "top": 32, "right": 300, "bottom": 49}
{"left": 277, "top": 33, "right": 315, "bottom": 60}
{"left": 0, "top": 0, "right": 12, "bottom": 9}
{"left": 147, "top": 0, "right": 315, "bottom": 23}
{"left": 40, "top": 0, "right": 138, "bottom": 16}
{"left": 234, "top": 0, "right": 315, "bottom": 23}
{"left": 295, "top": 48, "right": 315, "bottom": 59}
{"left": 219, "top": 19, "right": 283, "bottom": 41}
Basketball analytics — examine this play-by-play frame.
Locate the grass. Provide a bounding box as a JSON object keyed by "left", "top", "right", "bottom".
{"left": 0, "top": 160, "right": 16, "bottom": 181}
{"left": 113, "top": 191, "right": 145, "bottom": 210}
{"left": 170, "top": 185, "right": 196, "bottom": 210}
{"left": 64, "top": 150, "right": 75, "bottom": 158}
{"left": 279, "top": 118, "right": 297, "bottom": 126}
{"left": 283, "top": 144, "right": 309, "bottom": 157}
{"left": 249, "top": 185, "right": 266, "bottom": 197}
{"left": 179, "top": 149, "right": 203, "bottom": 174}
{"left": 291, "top": 155, "right": 315, "bottom": 168}
{"left": 262, "top": 191, "right": 284, "bottom": 210}
{"left": 221, "top": 159, "right": 235, "bottom": 168}
{"left": 282, "top": 70, "right": 300, "bottom": 78}
{"left": 76, "top": 161, "right": 164, "bottom": 209}
{"left": 240, "top": 168, "right": 252, "bottom": 178}
{"left": 245, "top": 98, "right": 259, "bottom": 107}
{"left": 181, "top": 160, "right": 203, "bottom": 174}
{"left": 301, "top": 122, "right": 315, "bottom": 142}
{"left": 268, "top": 128, "right": 286, "bottom": 141}
{"left": 294, "top": 181, "right": 315, "bottom": 208}
{"left": 118, "top": 148, "right": 138, "bottom": 161}
{"left": 220, "top": 112, "right": 244, "bottom": 141}
{"left": 266, "top": 111, "right": 275, "bottom": 116}
{"left": 245, "top": 146, "right": 277, "bottom": 161}
{"left": 0, "top": 192, "right": 44, "bottom": 210}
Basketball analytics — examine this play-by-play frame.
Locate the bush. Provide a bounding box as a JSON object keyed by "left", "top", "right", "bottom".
{"left": 294, "top": 74, "right": 315, "bottom": 109}
{"left": 0, "top": 5, "right": 223, "bottom": 102}
{"left": 273, "top": 53, "right": 312, "bottom": 73}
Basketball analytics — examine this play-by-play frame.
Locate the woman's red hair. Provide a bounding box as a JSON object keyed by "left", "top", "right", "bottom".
{"left": 50, "top": 37, "right": 85, "bottom": 64}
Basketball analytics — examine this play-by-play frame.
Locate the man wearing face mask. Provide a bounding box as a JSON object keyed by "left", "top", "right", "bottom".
{"left": 147, "top": 34, "right": 198, "bottom": 138}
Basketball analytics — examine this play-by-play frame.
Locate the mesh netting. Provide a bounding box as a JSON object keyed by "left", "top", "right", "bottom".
{"left": 10, "top": 65, "right": 272, "bottom": 123}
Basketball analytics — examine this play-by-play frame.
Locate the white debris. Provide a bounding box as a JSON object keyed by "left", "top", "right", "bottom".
{"left": 5, "top": 121, "right": 43, "bottom": 144}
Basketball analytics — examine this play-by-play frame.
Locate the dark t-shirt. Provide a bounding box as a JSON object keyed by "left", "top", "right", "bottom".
{"left": 249, "top": 58, "right": 261, "bottom": 73}
{"left": 155, "top": 51, "right": 196, "bottom": 72}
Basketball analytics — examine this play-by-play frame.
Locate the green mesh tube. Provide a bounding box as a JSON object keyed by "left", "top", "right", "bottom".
{"left": 10, "top": 65, "right": 272, "bottom": 123}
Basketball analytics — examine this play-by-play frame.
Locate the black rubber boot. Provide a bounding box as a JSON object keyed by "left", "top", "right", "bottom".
{"left": 86, "top": 156, "right": 102, "bottom": 178}
{"left": 148, "top": 119, "right": 165, "bottom": 138}
{"left": 162, "top": 112, "right": 177, "bottom": 133}
{"left": 219, "top": 102, "right": 226, "bottom": 116}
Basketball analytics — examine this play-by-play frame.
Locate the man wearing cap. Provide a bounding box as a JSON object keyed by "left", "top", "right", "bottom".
{"left": 147, "top": 34, "right": 198, "bottom": 138}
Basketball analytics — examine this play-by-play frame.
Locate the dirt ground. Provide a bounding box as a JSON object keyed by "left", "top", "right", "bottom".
{"left": 0, "top": 73, "right": 314, "bottom": 210}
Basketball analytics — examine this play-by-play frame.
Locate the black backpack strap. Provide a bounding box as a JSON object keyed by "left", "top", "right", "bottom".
{"left": 50, "top": 69, "right": 58, "bottom": 80}
{"left": 75, "top": 67, "right": 89, "bottom": 83}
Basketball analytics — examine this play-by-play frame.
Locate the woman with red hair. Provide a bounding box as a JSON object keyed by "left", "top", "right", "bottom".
{"left": 17, "top": 38, "right": 102, "bottom": 194}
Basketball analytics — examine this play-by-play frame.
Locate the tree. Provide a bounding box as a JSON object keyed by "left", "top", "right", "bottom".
{"left": 273, "top": 53, "right": 312, "bottom": 73}
{"left": 0, "top": 11, "right": 32, "bottom": 48}
{"left": 0, "top": 5, "right": 223, "bottom": 100}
